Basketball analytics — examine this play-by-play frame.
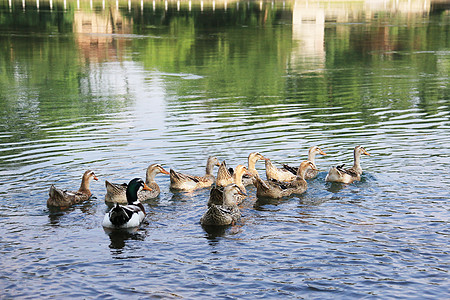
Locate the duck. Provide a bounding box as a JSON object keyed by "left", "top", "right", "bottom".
{"left": 105, "top": 164, "right": 169, "bottom": 203}
{"left": 265, "top": 146, "right": 327, "bottom": 182}
{"left": 200, "top": 184, "right": 247, "bottom": 226}
{"left": 47, "top": 170, "right": 98, "bottom": 207}
{"left": 254, "top": 160, "right": 317, "bottom": 199}
{"left": 215, "top": 160, "right": 234, "bottom": 187}
{"left": 325, "top": 145, "right": 371, "bottom": 184}
{"left": 102, "top": 178, "right": 152, "bottom": 229}
{"left": 235, "top": 152, "right": 268, "bottom": 186}
{"left": 208, "top": 164, "right": 249, "bottom": 207}
{"left": 169, "top": 156, "right": 220, "bottom": 191}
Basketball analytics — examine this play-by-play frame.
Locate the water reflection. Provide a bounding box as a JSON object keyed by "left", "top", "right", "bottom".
{"left": 104, "top": 227, "right": 145, "bottom": 251}
{"left": 47, "top": 197, "right": 98, "bottom": 225}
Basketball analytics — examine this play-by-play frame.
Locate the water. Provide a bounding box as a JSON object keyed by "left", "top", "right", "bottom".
{"left": 0, "top": 0, "right": 449, "bottom": 298}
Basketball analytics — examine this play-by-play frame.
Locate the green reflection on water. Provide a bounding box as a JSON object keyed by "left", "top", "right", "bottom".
{"left": 0, "top": 0, "right": 448, "bottom": 146}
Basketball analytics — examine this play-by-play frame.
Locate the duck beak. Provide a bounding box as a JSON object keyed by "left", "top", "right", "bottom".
{"left": 363, "top": 150, "right": 371, "bottom": 156}
{"left": 160, "top": 167, "right": 170, "bottom": 175}
{"left": 143, "top": 183, "right": 152, "bottom": 191}
{"left": 93, "top": 176, "right": 99, "bottom": 181}
{"left": 319, "top": 149, "right": 327, "bottom": 156}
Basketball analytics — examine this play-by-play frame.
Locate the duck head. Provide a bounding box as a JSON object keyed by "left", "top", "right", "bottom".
{"left": 248, "top": 152, "right": 268, "bottom": 162}
{"left": 297, "top": 160, "right": 318, "bottom": 178}
{"left": 83, "top": 170, "right": 98, "bottom": 182}
{"left": 355, "top": 145, "right": 371, "bottom": 156}
{"left": 79, "top": 170, "right": 98, "bottom": 193}
{"left": 310, "top": 146, "right": 327, "bottom": 156}
{"left": 223, "top": 183, "right": 247, "bottom": 206}
{"left": 146, "top": 164, "right": 169, "bottom": 182}
{"left": 126, "top": 178, "right": 152, "bottom": 204}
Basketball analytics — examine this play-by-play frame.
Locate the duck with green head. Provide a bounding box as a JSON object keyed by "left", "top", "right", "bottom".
{"left": 102, "top": 178, "right": 152, "bottom": 229}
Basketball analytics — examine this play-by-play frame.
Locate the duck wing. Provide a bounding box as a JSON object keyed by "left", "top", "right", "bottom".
{"left": 208, "top": 185, "right": 224, "bottom": 206}
{"left": 282, "top": 164, "right": 298, "bottom": 175}
{"left": 170, "top": 169, "right": 200, "bottom": 183}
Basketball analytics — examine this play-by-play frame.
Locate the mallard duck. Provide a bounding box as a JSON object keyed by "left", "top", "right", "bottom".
{"left": 200, "top": 184, "right": 247, "bottom": 226}
{"left": 105, "top": 164, "right": 169, "bottom": 203}
{"left": 266, "top": 146, "right": 327, "bottom": 182}
{"left": 254, "top": 160, "right": 317, "bottom": 199}
{"left": 325, "top": 145, "right": 371, "bottom": 184}
{"left": 102, "top": 178, "right": 152, "bottom": 229}
{"left": 208, "top": 165, "right": 249, "bottom": 207}
{"left": 170, "top": 156, "right": 220, "bottom": 191}
{"left": 47, "top": 170, "right": 98, "bottom": 207}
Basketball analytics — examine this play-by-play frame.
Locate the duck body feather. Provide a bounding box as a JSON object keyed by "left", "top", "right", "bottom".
{"left": 169, "top": 156, "right": 220, "bottom": 191}
{"left": 254, "top": 177, "right": 308, "bottom": 199}
{"left": 47, "top": 170, "right": 98, "bottom": 208}
{"left": 102, "top": 203, "right": 145, "bottom": 228}
{"left": 47, "top": 185, "right": 91, "bottom": 207}
{"left": 200, "top": 204, "right": 241, "bottom": 226}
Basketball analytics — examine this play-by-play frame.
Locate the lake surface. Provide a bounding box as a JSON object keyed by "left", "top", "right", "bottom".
{"left": 0, "top": 0, "right": 449, "bottom": 298}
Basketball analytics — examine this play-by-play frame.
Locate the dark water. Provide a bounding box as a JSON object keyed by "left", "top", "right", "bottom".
{"left": 1, "top": 0, "right": 449, "bottom": 298}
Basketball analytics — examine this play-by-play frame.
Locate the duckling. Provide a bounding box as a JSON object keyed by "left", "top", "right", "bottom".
{"left": 325, "top": 145, "right": 371, "bottom": 184}
{"left": 266, "top": 146, "right": 327, "bottom": 182}
{"left": 47, "top": 170, "right": 98, "bottom": 207}
{"left": 200, "top": 184, "right": 247, "bottom": 226}
{"left": 105, "top": 164, "right": 169, "bottom": 203}
{"left": 170, "top": 156, "right": 220, "bottom": 191}
{"left": 208, "top": 165, "right": 249, "bottom": 207}
{"left": 254, "top": 161, "right": 317, "bottom": 199}
{"left": 102, "top": 178, "right": 151, "bottom": 229}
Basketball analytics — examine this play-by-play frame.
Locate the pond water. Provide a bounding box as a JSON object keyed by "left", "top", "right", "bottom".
{"left": 0, "top": 0, "right": 449, "bottom": 298}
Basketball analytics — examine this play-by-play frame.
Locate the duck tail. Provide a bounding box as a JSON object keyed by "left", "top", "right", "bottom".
{"left": 47, "top": 185, "right": 66, "bottom": 205}
{"left": 109, "top": 203, "right": 131, "bottom": 227}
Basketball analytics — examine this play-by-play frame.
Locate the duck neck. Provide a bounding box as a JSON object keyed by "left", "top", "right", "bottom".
{"left": 233, "top": 171, "right": 246, "bottom": 190}
{"left": 146, "top": 168, "right": 157, "bottom": 184}
{"left": 308, "top": 150, "right": 316, "bottom": 165}
{"left": 205, "top": 159, "right": 215, "bottom": 176}
{"left": 296, "top": 164, "right": 308, "bottom": 180}
{"left": 78, "top": 178, "right": 91, "bottom": 195}
{"left": 248, "top": 158, "right": 256, "bottom": 172}
{"left": 126, "top": 188, "right": 139, "bottom": 204}
{"left": 353, "top": 149, "right": 362, "bottom": 172}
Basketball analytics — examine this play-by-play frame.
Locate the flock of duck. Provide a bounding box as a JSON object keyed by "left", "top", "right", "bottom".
{"left": 47, "top": 145, "right": 371, "bottom": 229}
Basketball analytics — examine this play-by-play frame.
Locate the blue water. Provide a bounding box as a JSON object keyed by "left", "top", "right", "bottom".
{"left": 0, "top": 1, "right": 449, "bottom": 298}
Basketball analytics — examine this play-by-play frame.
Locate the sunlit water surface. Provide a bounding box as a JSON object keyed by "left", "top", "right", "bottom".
{"left": 0, "top": 1, "right": 449, "bottom": 298}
